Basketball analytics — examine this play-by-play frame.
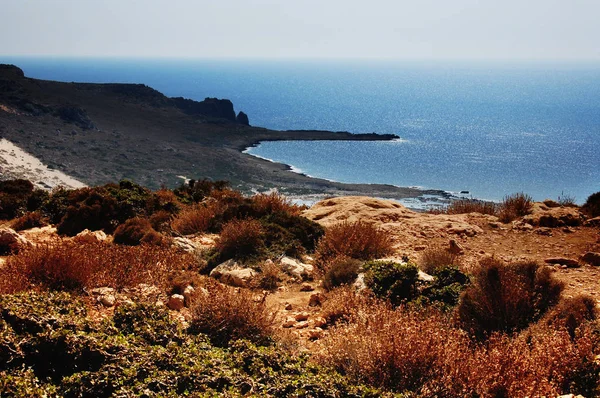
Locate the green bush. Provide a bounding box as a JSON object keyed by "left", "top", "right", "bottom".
{"left": 419, "top": 266, "right": 470, "bottom": 309}
{"left": 322, "top": 256, "right": 361, "bottom": 291}
{"left": 364, "top": 261, "right": 419, "bottom": 305}
{"left": 457, "top": 258, "right": 564, "bottom": 339}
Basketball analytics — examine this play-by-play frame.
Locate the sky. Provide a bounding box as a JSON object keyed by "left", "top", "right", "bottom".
{"left": 2, "top": 0, "right": 599, "bottom": 60}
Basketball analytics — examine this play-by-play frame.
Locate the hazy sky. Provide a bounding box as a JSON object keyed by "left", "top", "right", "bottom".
{"left": 2, "top": 0, "right": 599, "bottom": 60}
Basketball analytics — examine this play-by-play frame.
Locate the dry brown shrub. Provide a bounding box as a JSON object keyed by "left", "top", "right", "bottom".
{"left": 457, "top": 257, "right": 564, "bottom": 339}
{"left": 113, "top": 217, "right": 160, "bottom": 246}
{"left": 322, "top": 256, "right": 361, "bottom": 291}
{"left": 541, "top": 295, "right": 598, "bottom": 337}
{"left": 318, "top": 295, "right": 600, "bottom": 396}
{"left": 0, "top": 240, "right": 193, "bottom": 293}
{"left": 149, "top": 210, "right": 173, "bottom": 232}
{"left": 216, "top": 218, "right": 264, "bottom": 259}
{"left": 446, "top": 198, "right": 498, "bottom": 215}
{"left": 315, "top": 221, "right": 394, "bottom": 267}
{"left": 171, "top": 203, "right": 218, "bottom": 235}
{"left": 251, "top": 192, "right": 305, "bottom": 216}
{"left": 10, "top": 211, "right": 48, "bottom": 231}
{"left": 419, "top": 245, "right": 460, "bottom": 274}
{"left": 320, "top": 286, "right": 373, "bottom": 325}
{"left": 257, "top": 260, "right": 282, "bottom": 290}
{"left": 498, "top": 192, "right": 534, "bottom": 223}
{"left": 189, "top": 279, "right": 274, "bottom": 347}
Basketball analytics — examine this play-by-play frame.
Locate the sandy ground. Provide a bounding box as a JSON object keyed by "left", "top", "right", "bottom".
{"left": 0, "top": 138, "right": 86, "bottom": 190}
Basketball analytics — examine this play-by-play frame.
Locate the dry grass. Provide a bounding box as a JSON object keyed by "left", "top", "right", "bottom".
{"left": 257, "top": 260, "right": 282, "bottom": 290}
{"left": 171, "top": 203, "right": 218, "bottom": 235}
{"left": 498, "top": 192, "right": 534, "bottom": 223}
{"left": 251, "top": 192, "right": 305, "bottom": 216}
{"left": 0, "top": 240, "right": 194, "bottom": 294}
{"left": 216, "top": 218, "right": 264, "bottom": 259}
{"left": 446, "top": 198, "right": 498, "bottom": 215}
{"left": 315, "top": 221, "right": 394, "bottom": 267}
{"left": 318, "top": 294, "right": 600, "bottom": 396}
{"left": 320, "top": 286, "right": 373, "bottom": 325}
{"left": 419, "top": 245, "right": 460, "bottom": 274}
{"left": 189, "top": 279, "right": 275, "bottom": 347}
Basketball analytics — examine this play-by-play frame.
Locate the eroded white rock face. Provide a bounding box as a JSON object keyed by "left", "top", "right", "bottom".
{"left": 210, "top": 259, "right": 257, "bottom": 287}
{"left": 0, "top": 228, "right": 31, "bottom": 253}
{"left": 279, "top": 256, "right": 314, "bottom": 280}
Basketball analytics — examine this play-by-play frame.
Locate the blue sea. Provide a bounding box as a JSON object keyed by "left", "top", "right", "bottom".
{"left": 3, "top": 57, "right": 600, "bottom": 203}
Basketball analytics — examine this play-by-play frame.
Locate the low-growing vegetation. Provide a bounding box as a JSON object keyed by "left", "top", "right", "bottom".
{"left": 322, "top": 256, "right": 362, "bottom": 291}
{"left": 498, "top": 192, "right": 534, "bottom": 222}
{"left": 446, "top": 198, "right": 498, "bottom": 215}
{"left": 582, "top": 191, "right": 600, "bottom": 218}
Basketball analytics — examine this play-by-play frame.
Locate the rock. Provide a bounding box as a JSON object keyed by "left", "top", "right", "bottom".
{"left": 295, "top": 312, "right": 310, "bottom": 322}
{"left": 280, "top": 256, "right": 314, "bottom": 280}
{"left": 542, "top": 199, "right": 560, "bottom": 208}
{"left": 0, "top": 228, "right": 30, "bottom": 254}
{"left": 354, "top": 273, "right": 367, "bottom": 291}
{"left": 56, "top": 106, "right": 95, "bottom": 129}
{"left": 134, "top": 283, "right": 162, "bottom": 299}
{"left": 447, "top": 225, "right": 483, "bottom": 237}
{"left": 172, "top": 237, "right": 199, "bottom": 253}
{"left": 418, "top": 270, "right": 434, "bottom": 282}
{"left": 210, "top": 259, "right": 257, "bottom": 287}
{"left": 74, "top": 229, "right": 108, "bottom": 243}
{"left": 294, "top": 321, "right": 309, "bottom": 329}
{"left": 167, "top": 294, "right": 185, "bottom": 311}
{"left": 284, "top": 303, "right": 293, "bottom": 310}
{"left": 584, "top": 217, "right": 600, "bottom": 227}
{"left": 514, "top": 222, "right": 534, "bottom": 231}
{"left": 488, "top": 222, "right": 502, "bottom": 229}
{"left": 522, "top": 203, "right": 584, "bottom": 227}
{"left": 90, "top": 287, "right": 115, "bottom": 296}
{"left": 236, "top": 111, "right": 250, "bottom": 125}
{"left": 308, "top": 327, "right": 323, "bottom": 339}
{"left": 311, "top": 317, "right": 327, "bottom": 328}
{"left": 282, "top": 317, "right": 296, "bottom": 328}
{"left": 535, "top": 227, "right": 553, "bottom": 236}
{"left": 300, "top": 283, "right": 314, "bottom": 292}
{"left": 544, "top": 257, "right": 580, "bottom": 268}
{"left": 414, "top": 245, "right": 426, "bottom": 251}
{"left": 98, "top": 295, "right": 116, "bottom": 307}
{"left": 448, "top": 239, "right": 464, "bottom": 255}
{"left": 581, "top": 252, "right": 600, "bottom": 267}
{"left": 308, "top": 293, "right": 322, "bottom": 307}
{"left": 183, "top": 285, "right": 195, "bottom": 305}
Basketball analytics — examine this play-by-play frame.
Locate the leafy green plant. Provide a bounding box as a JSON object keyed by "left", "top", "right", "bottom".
{"left": 364, "top": 260, "right": 419, "bottom": 305}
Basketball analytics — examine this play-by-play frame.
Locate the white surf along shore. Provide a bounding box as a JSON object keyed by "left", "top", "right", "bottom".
{"left": 0, "top": 138, "right": 86, "bottom": 190}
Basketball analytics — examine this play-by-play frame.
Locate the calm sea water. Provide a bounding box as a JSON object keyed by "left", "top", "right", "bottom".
{"left": 3, "top": 57, "right": 600, "bottom": 202}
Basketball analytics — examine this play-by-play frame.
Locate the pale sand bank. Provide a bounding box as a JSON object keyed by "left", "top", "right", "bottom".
{"left": 0, "top": 138, "right": 86, "bottom": 190}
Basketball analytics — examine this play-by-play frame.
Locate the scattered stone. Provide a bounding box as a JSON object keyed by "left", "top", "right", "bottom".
{"left": 542, "top": 199, "right": 560, "bottom": 208}
{"left": 418, "top": 270, "right": 434, "bottom": 282}
{"left": 294, "top": 321, "right": 309, "bottom": 329}
{"left": 300, "top": 283, "right": 314, "bottom": 292}
{"left": 210, "top": 259, "right": 257, "bottom": 287}
{"left": 295, "top": 312, "right": 310, "bottom": 322}
{"left": 488, "top": 222, "right": 502, "bottom": 229}
{"left": 183, "top": 285, "right": 195, "bottom": 305}
{"left": 535, "top": 227, "right": 553, "bottom": 236}
{"left": 282, "top": 317, "right": 296, "bottom": 328}
{"left": 172, "top": 237, "right": 198, "bottom": 253}
{"left": 544, "top": 257, "right": 580, "bottom": 268}
{"left": 167, "top": 294, "right": 185, "bottom": 311}
{"left": 308, "top": 327, "right": 323, "bottom": 339}
{"left": 90, "top": 287, "right": 115, "bottom": 296}
{"left": 134, "top": 283, "right": 162, "bottom": 300}
{"left": 581, "top": 252, "right": 600, "bottom": 267}
{"left": 563, "top": 226, "right": 576, "bottom": 233}
{"left": 354, "top": 273, "right": 367, "bottom": 291}
{"left": 414, "top": 245, "right": 426, "bottom": 251}
{"left": 514, "top": 222, "right": 534, "bottom": 231}
{"left": 74, "top": 229, "right": 108, "bottom": 243}
{"left": 284, "top": 303, "right": 293, "bottom": 310}
{"left": 98, "top": 295, "right": 116, "bottom": 307}
{"left": 0, "top": 228, "right": 31, "bottom": 254}
{"left": 308, "top": 293, "right": 322, "bottom": 307}
{"left": 311, "top": 317, "right": 327, "bottom": 328}
{"left": 280, "top": 256, "right": 314, "bottom": 280}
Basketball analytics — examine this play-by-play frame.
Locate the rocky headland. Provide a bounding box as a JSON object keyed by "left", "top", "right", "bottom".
{"left": 0, "top": 64, "right": 446, "bottom": 201}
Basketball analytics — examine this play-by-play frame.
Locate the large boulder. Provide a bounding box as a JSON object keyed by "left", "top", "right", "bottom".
{"left": 522, "top": 203, "right": 584, "bottom": 227}
{"left": 279, "top": 256, "right": 314, "bottom": 280}
{"left": 172, "top": 237, "right": 199, "bottom": 253}
{"left": 74, "top": 229, "right": 108, "bottom": 243}
{"left": 581, "top": 252, "right": 600, "bottom": 267}
{"left": 0, "top": 228, "right": 31, "bottom": 254}
{"left": 210, "top": 259, "right": 257, "bottom": 287}
{"left": 236, "top": 111, "right": 250, "bottom": 125}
